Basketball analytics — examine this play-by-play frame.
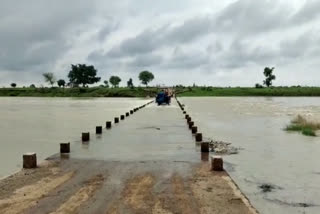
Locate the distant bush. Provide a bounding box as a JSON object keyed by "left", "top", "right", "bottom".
{"left": 255, "top": 83, "right": 264, "bottom": 88}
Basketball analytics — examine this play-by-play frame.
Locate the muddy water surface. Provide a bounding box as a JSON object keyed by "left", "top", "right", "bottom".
{"left": 0, "top": 97, "right": 149, "bottom": 178}
{"left": 181, "top": 97, "right": 320, "bottom": 214}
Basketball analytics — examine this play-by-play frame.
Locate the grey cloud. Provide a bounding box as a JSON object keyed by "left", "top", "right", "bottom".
{"left": 97, "top": 19, "right": 119, "bottom": 42}
{"left": 1, "top": 0, "right": 320, "bottom": 86}
{"left": 106, "top": 16, "right": 213, "bottom": 58}
{"left": 129, "top": 54, "right": 163, "bottom": 67}
{"left": 291, "top": 0, "right": 320, "bottom": 25}
{"left": 162, "top": 49, "right": 210, "bottom": 70}
{"left": 0, "top": 0, "right": 96, "bottom": 72}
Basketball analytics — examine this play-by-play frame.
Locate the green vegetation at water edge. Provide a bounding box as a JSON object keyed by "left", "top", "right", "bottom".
{"left": 177, "top": 87, "right": 320, "bottom": 96}
{"left": 0, "top": 87, "right": 159, "bottom": 97}
{"left": 285, "top": 115, "right": 320, "bottom": 137}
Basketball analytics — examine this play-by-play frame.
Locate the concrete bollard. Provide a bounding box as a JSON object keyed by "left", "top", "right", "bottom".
{"left": 130, "top": 110, "right": 134, "bottom": 114}
{"left": 187, "top": 117, "right": 192, "bottom": 123}
{"left": 60, "top": 143, "right": 70, "bottom": 153}
{"left": 120, "top": 115, "right": 125, "bottom": 120}
{"left": 114, "top": 117, "right": 119, "bottom": 123}
{"left": 126, "top": 112, "right": 130, "bottom": 117}
{"left": 192, "top": 126, "right": 198, "bottom": 134}
{"left": 188, "top": 121, "right": 194, "bottom": 129}
{"left": 96, "top": 126, "right": 102, "bottom": 134}
{"left": 201, "top": 142, "right": 210, "bottom": 152}
{"left": 183, "top": 111, "right": 186, "bottom": 114}
{"left": 211, "top": 156, "right": 224, "bottom": 171}
{"left": 106, "top": 121, "right": 112, "bottom": 129}
{"left": 181, "top": 107, "right": 184, "bottom": 111}
{"left": 185, "top": 115, "right": 189, "bottom": 119}
{"left": 82, "top": 132, "right": 90, "bottom": 141}
{"left": 195, "top": 133, "right": 203, "bottom": 142}
{"left": 23, "top": 153, "right": 37, "bottom": 168}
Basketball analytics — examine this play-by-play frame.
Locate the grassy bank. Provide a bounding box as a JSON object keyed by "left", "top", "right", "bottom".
{"left": 285, "top": 115, "right": 320, "bottom": 137}
{"left": 0, "top": 87, "right": 159, "bottom": 97}
{"left": 2, "top": 86, "right": 320, "bottom": 97}
{"left": 177, "top": 87, "right": 320, "bottom": 96}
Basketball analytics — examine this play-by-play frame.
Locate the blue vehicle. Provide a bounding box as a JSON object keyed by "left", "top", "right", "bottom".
{"left": 156, "top": 91, "right": 171, "bottom": 105}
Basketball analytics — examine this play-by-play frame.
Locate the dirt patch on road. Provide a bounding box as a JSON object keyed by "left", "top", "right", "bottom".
{"left": 123, "top": 174, "right": 155, "bottom": 211}
{"left": 0, "top": 160, "right": 60, "bottom": 200}
{"left": 191, "top": 163, "right": 257, "bottom": 214}
{"left": 50, "top": 174, "right": 104, "bottom": 214}
{"left": 0, "top": 170, "right": 74, "bottom": 214}
{"left": 107, "top": 174, "right": 156, "bottom": 214}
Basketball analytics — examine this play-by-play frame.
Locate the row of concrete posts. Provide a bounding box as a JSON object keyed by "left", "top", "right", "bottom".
{"left": 175, "top": 97, "right": 223, "bottom": 171}
{"left": 22, "top": 101, "right": 154, "bottom": 169}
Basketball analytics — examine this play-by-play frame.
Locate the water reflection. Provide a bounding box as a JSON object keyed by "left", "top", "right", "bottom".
{"left": 201, "top": 152, "right": 209, "bottom": 161}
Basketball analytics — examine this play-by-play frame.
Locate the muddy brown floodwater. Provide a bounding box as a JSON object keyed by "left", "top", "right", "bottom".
{"left": 181, "top": 97, "right": 320, "bottom": 214}
{"left": 0, "top": 99, "right": 256, "bottom": 214}
{"left": 0, "top": 97, "right": 149, "bottom": 178}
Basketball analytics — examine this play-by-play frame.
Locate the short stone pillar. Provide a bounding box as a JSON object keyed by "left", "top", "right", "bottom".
{"left": 187, "top": 117, "right": 192, "bottom": 123}
{"left": 126, "top": 112, "right": 130, "bottom": 117}
{"left": 201, "top": 142, "right": 209, "bottom": 152}
{"left": 23, "top": 153, "right": 37, "bottom": 168}
{"left": 120, "top": 115, "right": 125, "bottom": 120}
{"left": 181, "top": 107, "right": 184, "bottom": 111}
{"left": 60, "top": 143, "right": 70, "bottom": 153}
{"left": 130, "top": 110, "right": 134, "bottom": 114}
{"left": 106, "top": 121, "right": 112, "bottom": 129}
{"left": 82, "top": 132, "right": 90, "bottom": 141}
{"left": 192, "top": 126, "right": 198, "bottom": 134}
{"left": 195, "top": 133, "right": 203, "bottom": 142}
{"left": 114, "top": 117, "right": 119, "bottom": 123}
{"left": 185, "top": 115, "right": 189, "bottom": 119}
{"left": 188, "top": 121, "right": 194, "bottom": 129}
{"left": 211, "top": 156, "right": 224, "bottom": 171}
{"left": 96, "top": 126, "right": 102, "bottom": 134}
{"left": 183, "top": 111, "right": 186, "bottom": 114}
{"left": 134, "top": 108, "right": 137, "bottom": 112}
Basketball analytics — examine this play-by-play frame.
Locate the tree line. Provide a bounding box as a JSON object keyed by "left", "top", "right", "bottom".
{"left": 39, "top": 64, "right": 154, "bottom": 88}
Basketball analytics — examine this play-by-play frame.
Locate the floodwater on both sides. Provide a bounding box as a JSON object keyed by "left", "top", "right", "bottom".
{"left": 0, "top": 97, "right": 320, "bottom": 214}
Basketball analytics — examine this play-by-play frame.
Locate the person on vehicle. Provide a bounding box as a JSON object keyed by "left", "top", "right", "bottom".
{"left": 156, "top": 89, "right": 170, "bottom": 105}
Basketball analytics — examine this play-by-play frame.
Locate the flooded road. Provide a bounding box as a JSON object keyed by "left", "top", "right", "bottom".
{"left": 0, "top": 97, "right": 149, "bottom": 178}
{"left": 0, "top": 99, "right": 254, "bottom": 214}
{"left": 180, "top": 97, "right": 320, "bottom": 214}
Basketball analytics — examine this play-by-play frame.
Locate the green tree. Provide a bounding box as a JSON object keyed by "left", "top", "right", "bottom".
{"left": 109, "top": 76, "right": 121, "bottom": 87}
{"left": 30, "top": 84, "right": 36, "bottom": 88}
{"left": 57, "top": 79, "right": 66, "bottom": 88}
{"left": 104, "top": 80, "right": 109, "bottom": 88}
{"left": 10, "top": 83, "right": 17, "bottom": 88}
{"left": 68, "top": 64, "right": 101, "bottom": 87}
{"left": 255, "top": 83, "right": 263, "bottom": 88}
{"left": 127, "top": 78, "right": 134, "bottom": 89}
{"left": 263, "top": 67, "right": 276, "bottom": 87}
{"left": 139, "top": 71, "right": 154, "bottom": 87}
{"left": 43, "top": 72, "right": 56, "bottom": 87}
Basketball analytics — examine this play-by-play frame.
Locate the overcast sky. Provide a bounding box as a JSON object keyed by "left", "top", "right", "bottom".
{"left": 0, "top": 0, "right": 319, "bottom": 87}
